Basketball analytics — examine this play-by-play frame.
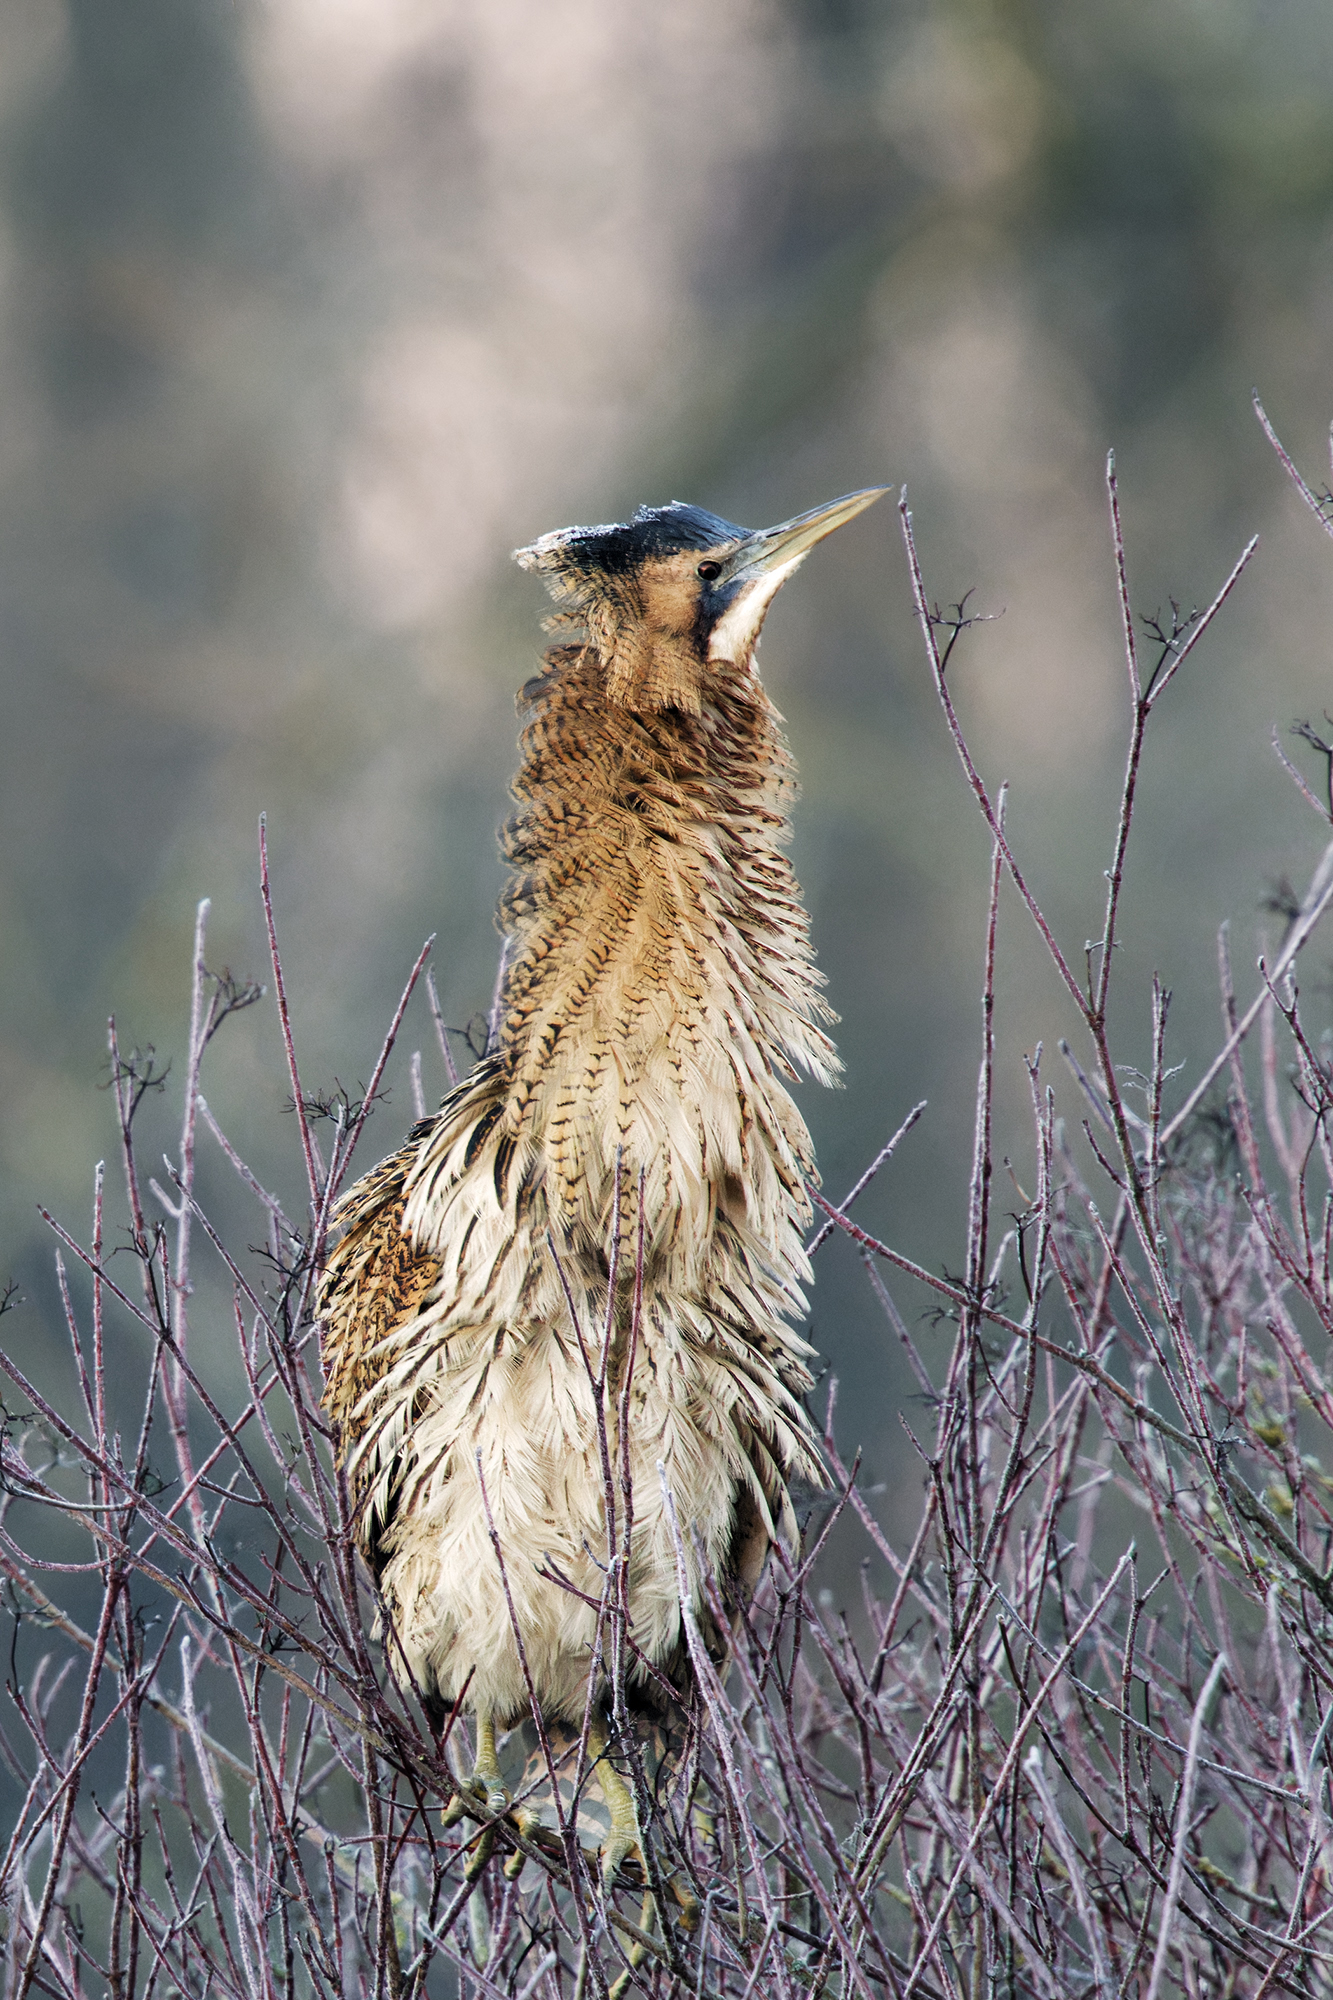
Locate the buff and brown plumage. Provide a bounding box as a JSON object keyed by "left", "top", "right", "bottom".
{"left": 318, "top": 485, "right": 884, "bottom": 1861}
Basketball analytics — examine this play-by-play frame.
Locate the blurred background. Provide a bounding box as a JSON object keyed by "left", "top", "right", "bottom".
{"left": 4, "top": 0, "right": 1333, "bottom": 1521}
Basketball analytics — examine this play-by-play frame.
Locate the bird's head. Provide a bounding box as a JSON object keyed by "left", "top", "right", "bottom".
{"left": 514, "top": 487, "right": 886, "bottom": 715}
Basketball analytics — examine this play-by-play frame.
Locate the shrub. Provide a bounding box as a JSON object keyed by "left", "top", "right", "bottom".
{"left": 4, "top": 405, "right": 1333, "bottom": 1999}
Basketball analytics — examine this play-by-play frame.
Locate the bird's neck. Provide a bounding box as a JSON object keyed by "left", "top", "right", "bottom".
{"left": 487, "top": 643, "right": 836, "bottom": 1244}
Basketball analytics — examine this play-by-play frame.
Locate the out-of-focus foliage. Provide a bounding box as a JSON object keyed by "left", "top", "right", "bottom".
{"left": 3, "top": 0, "right": 1333, "bottom": 1484}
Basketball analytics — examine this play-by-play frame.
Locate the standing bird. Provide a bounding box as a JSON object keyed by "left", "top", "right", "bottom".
{"left": 319, "top": 485, "right": 884, "bottom": 1870}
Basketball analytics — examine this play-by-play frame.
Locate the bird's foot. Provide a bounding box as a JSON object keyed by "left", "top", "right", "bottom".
{"left": 581, "top": 1711, "right": 702, "bottom": 1933}
{"left": 598, "top": 1818, "right": 644, "bottom": 1890}
{"left": 589, "top": 1739, "right": 703, "bottom": 1948}
{"left": 442, "top": 1711, "right": 509, "bottom": 1827}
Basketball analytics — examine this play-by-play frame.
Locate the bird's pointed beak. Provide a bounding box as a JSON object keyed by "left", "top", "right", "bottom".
{"left": 717, "top": 487, "right": 888, "bottom": 586}
{"left": 706, "top": 487, "right": 887, "bottom": 665}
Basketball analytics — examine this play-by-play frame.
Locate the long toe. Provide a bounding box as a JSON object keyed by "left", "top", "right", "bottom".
{"left": 607, "top": 1891, "right": 656, "bottom": 2000}
{"left": 441, "top": 1786, "right": 474, "bottom": 1828}
{"left": 463, "top": 1824, "right": 496, "bottom": 1887}
{"left": 503, "top": 1807, "right": 543, "bottom": 1881}
{"left": 668, "top": 1872, "right": 701, "bottom": 1932}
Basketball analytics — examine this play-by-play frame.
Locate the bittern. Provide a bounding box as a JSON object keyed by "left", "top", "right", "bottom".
{"left": 319, "top": 484, "right": 885, "bottom": 1872}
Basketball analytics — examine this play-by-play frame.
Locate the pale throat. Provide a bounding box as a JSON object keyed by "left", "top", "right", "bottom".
{"left": 706, "top": 558, "right": 803, "bottom": 666}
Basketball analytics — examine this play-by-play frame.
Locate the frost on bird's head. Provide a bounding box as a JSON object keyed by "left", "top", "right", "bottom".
{"left": 513, "top": 502, "right": 749, "bottom": 605}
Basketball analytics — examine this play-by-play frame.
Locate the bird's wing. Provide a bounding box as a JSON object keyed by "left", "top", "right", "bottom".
{"left": 318, "top": 1136, "right": 441, "bottom": 1551}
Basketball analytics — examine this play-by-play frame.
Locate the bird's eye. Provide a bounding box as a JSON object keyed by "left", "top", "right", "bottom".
{"left": 696, "top": 560, "right": 722, "bottom": 581}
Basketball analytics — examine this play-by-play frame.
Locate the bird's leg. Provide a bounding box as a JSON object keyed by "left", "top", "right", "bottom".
{"left": 472, "top": 1710, "right": 507, "bottom": 1808}
{"left": 443, "top": 1710, "right": 510, "bottom": 1826}
{"left": 586, "top": 1707, "right": 643, "bottom": 1886}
